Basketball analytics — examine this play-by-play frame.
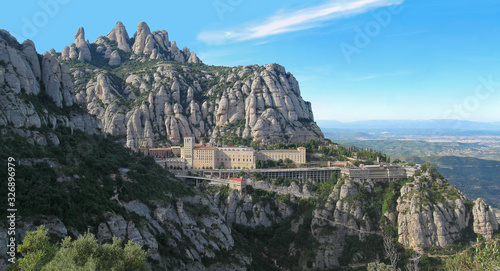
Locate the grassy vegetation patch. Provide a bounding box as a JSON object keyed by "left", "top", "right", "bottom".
{"left": 0, "top": 127, "right": 191, "bottom": 231}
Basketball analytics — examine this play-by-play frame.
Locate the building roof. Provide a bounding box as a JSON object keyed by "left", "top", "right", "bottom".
{"left": 298, "top": 147, "right": 306, "bottom": 149}
{"left": 230, "top": 178, "right": 245, "bottom": 182}
{"left": 193, "top": 147, "right": 215, "bottom": 150}
{"left": 363, "top": 165, "right": 383, "bottom": 168}
{"left": 218, "top": 146, "right": 254, "bottom": 151}
{"left": 260, "top": 149, "right": 298, "bottom": 152}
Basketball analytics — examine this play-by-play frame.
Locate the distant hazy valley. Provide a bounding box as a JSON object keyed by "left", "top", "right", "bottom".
{"left": 320, "top": 119, "right": 500, "bottom": 209}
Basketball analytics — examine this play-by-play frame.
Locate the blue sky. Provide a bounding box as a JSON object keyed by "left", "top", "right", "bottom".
{"left": 2, "top": 0, "right": 500, "bottom": 122}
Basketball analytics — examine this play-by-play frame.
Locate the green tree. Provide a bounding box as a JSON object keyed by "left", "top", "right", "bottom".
{"left": 10, "top": 226, "right": 148, "bottom": 271}
{"left": 420, "top": 162, "right": 431, "bottom": 173}
{"left": 8, "top": 226, "right": 57, "bottom": 271}
{"left": 444, "top": 239, "right": 499, "bottom": 271}
{"left": 367, "top": 262, "right": 396, "bottom": 271}
{"left": 276, "top": 159, "right": 284, "bottom": 167}
{"left": 250, "top": 141, "right": 259, "bottom": 150}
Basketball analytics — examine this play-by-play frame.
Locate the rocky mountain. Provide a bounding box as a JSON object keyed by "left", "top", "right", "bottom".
{"left": 1, "top": 23, "right": 499, "bottom": 271}
{"left": 396, "top": 176, "right": 499, "bottom": 253}
{"left": 0, "top": 27, "right": 248, "bottom": 270}
{"left": 207, "top": 170, "right": 498, "bottom": 270}
{"left": 0, "top": 30, "right": 99, "bottom": 142}
{"left": 4, "top": 197, "right": 248, "bottom": 270}
{"left": 52, "top": 21, "right": 322, "bottom": 147}
{"left": 213, "top": 186, "right": 294, "bottom": 228}
{"left": 1, "top": 21, "right": 322, "bottom": 148}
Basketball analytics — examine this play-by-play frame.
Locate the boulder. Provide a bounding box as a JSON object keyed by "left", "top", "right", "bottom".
{"left": 473, "top": 198, "right": 499, "bottom": 240}
{"left": 108, "top": 50, "right": 121, "bottom": 66}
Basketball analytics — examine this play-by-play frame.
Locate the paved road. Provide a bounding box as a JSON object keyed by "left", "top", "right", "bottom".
{"left": 175, "top": 175, "right": 230, "bottom": 185}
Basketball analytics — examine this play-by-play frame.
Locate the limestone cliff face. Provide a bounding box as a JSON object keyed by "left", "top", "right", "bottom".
{"left": 58, "top": 22, "right": 323, "bottom": 147}
{"left": 214, "top": 189, "right": 294, "bottom": 228}
{"left": 311, "top": 179, "right": 377, "bottom": 269}
{"left": 396, "top": 176, "right": 469, "bottom": 253}
{"left": 105, "top": 21, "right": 131, "bottom": 53}
{"left": 2, "top": 22, "right": 323, "bottom": 147}
{"left": 210, "top": 179, "right": 379, "bottom": 270}
{"left": 246, "top": 179, "right": 314, "bottom": 198}
{"left": 396, "top": 173, "right": 498, "bottom": 253}
{"left": 4, "top": 196, "right": 249, "bottom": 270}
{"left": 99, "top": 198, "right": 249, "bottom": 270}
{"left": 70, "top": 21, "right": 200, "bottom": 65}
{"left": 0, "top": 30, "right": 99, "bottom": 143}
{"left": 211, "top": 175, "right": 499, "bottom": 270}
{"left": 71, "top": 61, "right": 322, "bottom": 147}
{"left": 472, "top": 198, "right": 499, "bottom": 240}
{"left": 5, "top": 23, "right": 500, "bottom": 270}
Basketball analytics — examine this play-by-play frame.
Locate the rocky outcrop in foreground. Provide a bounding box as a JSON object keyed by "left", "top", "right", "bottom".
{"left": 6, "top": 196, "right": 249, "bottom": 270}
{"left": 209, "top": 174, "right": 500, "bottom": 270}
{"left": 396, "top": 173, "right": 499, "bottom": 253}
{"left": 397, "top": 177, "right": 468, "bottom": 253}
{"left": 311, "top": 179, "right": 378, "bottom": 269}
{"left": 472, "top": 198, "right": 499, "bottom": 240}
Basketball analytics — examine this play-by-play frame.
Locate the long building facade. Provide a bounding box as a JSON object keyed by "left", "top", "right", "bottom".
{"left": 256, "top": 148, "right": 306, "bottom": 164}
{"left": 201, "top": 167, "right": 340, "bottom": 183}
{"left": 341, "top": 164, "right": 407, "bottom": 183}
{"left": 213, "top": 146, "right": 256, "bottom": 169}
{"left": 178, "top": 137, "right": 306, "bottom": 169}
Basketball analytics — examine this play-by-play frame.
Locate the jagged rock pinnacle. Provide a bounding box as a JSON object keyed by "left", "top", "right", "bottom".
{"left": 106, "top": 21, "right": 131, "bottom": 52}
{"left": 188, "top": 52, "right": 201, "bottom": 64}
{"left": 74, "top": 27, "right": 85, "bottom": 42}
{"left": 132, "top": 21, "right": 152, "bottom": 55}
{"left": 74, "top": 27, "right": 91, "bottom": 62}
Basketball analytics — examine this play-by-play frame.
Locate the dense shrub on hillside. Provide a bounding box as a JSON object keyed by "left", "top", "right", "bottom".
{"left": 8, "top": 226, "right": 148, "bottom": 271}
{"left": 0, "top": 127, "right": 191, "bottom": 231}
{"left": 444, "top": 239, "right": 500, "bottom": 271}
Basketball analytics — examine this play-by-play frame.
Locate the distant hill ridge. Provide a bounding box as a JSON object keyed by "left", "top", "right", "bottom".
{"left": 318, "top": 119, "right": 500, "bottom": 131}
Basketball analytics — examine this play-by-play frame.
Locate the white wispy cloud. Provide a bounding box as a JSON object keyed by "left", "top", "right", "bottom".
{"left": 198, "top": 0, "right": 404, "bottom": 45}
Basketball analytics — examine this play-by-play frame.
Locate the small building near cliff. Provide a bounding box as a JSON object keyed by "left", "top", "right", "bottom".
{"left": 230, "top": 178, "right": 246, "bottom": 194}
